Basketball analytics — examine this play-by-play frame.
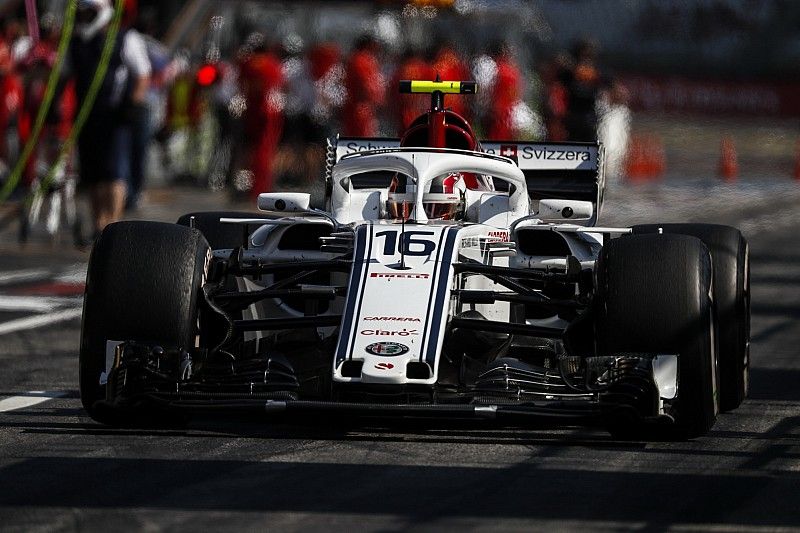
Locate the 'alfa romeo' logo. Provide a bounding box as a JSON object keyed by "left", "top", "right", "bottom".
{"left": 365, "top": 342, "right": 409, "bottom": 357}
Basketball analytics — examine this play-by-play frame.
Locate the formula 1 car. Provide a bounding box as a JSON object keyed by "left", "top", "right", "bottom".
{"left": 79, "top": 80, "right": 750, "bottom": 439}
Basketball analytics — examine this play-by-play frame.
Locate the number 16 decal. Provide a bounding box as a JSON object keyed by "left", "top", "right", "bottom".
{"left": 375, "top": 230, "right": 436, "bottom": 257}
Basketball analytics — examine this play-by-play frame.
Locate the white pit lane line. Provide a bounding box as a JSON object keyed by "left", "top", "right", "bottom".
{"left": 0, "top": 308, "right": 83, "bottom": 336}
{"left": 0, "top": 296, "right": 81, "bottom": 313}
{"left": 0, "top": 391, "right": 69, "bottom": 413}
{"left": 0, "top": 269, "right": 51, "bottom": 286}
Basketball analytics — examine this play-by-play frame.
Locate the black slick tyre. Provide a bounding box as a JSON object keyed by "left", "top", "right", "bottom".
{"left": 633, "top": 224, "right": 749, "bottom": 411}
{"left": 79, "top": 221, "right": 210, "bottom": 424}
{"left": 595, "top": 233, "right": 718, "bottom": 439}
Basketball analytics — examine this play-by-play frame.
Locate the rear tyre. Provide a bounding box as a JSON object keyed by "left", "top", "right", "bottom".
{"left": 79, "top": 221, "right": 210, "bottom": 425}
{"left": 633, "top": 224, "right": 749, "bottom": 411}
{"left": 595, "top": 233, "right": 718, "bottom": 439}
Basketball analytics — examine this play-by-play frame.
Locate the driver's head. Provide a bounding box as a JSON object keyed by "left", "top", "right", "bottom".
{"left": 423, "top": 173, "right": 464, "bottom": 221}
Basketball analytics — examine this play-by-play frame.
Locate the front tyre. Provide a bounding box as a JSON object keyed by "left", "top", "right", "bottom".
{"left": 633, "top": 224, "right": 750, "bottom": 411}
{"left": 79, "top": 221, "right": 210, "bottom": 424}
{"left": 596, "top": 233, "right": 718, "bottom": 439}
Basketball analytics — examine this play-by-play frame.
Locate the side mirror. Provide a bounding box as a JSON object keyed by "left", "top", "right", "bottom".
{"left": 257, "top": 192, "right": 311, "bottom": 213}
{"left": 537, "top": 199, "right": 593, "bottom": 222}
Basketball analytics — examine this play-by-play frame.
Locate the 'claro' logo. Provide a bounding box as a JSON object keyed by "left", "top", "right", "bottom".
{"left": 365, "top": 342, "right": 410, "bottom": 357}
{"left": 360, "top": 329, "right": 418, "bottom": 336}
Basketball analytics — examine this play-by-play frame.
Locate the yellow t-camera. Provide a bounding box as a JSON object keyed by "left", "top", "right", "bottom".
{"left": 398, "top": 80, "right": 478, "bottom": 94}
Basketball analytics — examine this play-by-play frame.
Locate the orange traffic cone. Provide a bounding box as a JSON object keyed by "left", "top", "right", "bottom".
{"left": 625, "top": 134, "right": 664, "bottom": 183}
{"left": 624, "top": 134, "right": 646, "bottom": 182}
{"left": 648, "top": 134, "right": 666, "bottom": 178}
{"left": 719, "top": 136, "right": 738, "bottom": 182}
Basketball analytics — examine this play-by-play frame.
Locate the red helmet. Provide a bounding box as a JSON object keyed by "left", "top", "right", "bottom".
{"left": 423, "top": 173, "right": 464, "bottom": 221}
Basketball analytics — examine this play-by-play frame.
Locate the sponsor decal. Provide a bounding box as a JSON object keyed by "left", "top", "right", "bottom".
{"left": 365, "top": 342, "right": 409, "bottom": 357}
{"left": 370, "top": 272, "right": 430, "bottom": 279}
{"left": 374, "top": 362, "right": 394, "bottom": 370}
{"left": 484, "top": 145, "right": 592, "bottom": 162}
{"left": 461, "top": 231, "right": 509, "bottom": 248}
{"left": 360, "top": 329, "right": 418, "bottom": 336}
{"left": 520, "top": 146, "right": 591, "bottom": 161}
{"left": 500, "top": 144, "right": 518, "bottom": 159}
{"left": 487, "top": 231, "right": 510, "bottom": 242}
{"left": 345, "top": 141, "right": 398, "bottom": 153}
{"left": 364, "top": 316, "right": 421, "bottom": 322}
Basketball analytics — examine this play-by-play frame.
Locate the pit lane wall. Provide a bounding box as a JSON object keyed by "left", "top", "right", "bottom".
{"left": 621, "top": 76, "right": 800, "bottom": 118}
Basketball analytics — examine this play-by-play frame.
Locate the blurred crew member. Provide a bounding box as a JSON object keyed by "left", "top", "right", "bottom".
{"left": 343, "top": 35, "right": 383, "bottom": 137}
{"left": 71, "top": 0, "right": 151, "bottom": 237}
{"left": 122, "top": 4, "right": 152, "bottom": 211}
{"left": 308, "top": 42, "right": 345, "bottom": 140}
{"left": 19, "top": 15, "right": 74, "bottom": 188}
{"left": 560, "top": 38, "right": 609, "bottom": 142}
{"left": 486, "top": 42, "right": 522, "bottom": 140}
{"left": 0, "top": 40, "right": 22, "bottom": 169}
{"left": 391, "top": 47, "right": 433, "bottom": 131}
{"left": 432, "top": 43, "right": 470, "bottom": 120}
{"left": 238, "top": 34, "right": 283, "bottom": 197}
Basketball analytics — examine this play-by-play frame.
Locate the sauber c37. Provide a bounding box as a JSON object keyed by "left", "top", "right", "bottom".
{"left": 80, "top": 81, "right": 749, "bottom": 439}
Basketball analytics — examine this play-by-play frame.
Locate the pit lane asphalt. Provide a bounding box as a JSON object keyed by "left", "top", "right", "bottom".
{"left": 0, "top": 182, "right": 799, "bottom": 531}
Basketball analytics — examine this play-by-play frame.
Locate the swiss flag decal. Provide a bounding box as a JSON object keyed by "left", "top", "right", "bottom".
{"left": 500, "top": 144, "right": 518, "bottom": 159}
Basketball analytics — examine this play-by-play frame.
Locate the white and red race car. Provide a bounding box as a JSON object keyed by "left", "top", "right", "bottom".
{"left": 80, "top": 81, "right": 749, "bottom": 439}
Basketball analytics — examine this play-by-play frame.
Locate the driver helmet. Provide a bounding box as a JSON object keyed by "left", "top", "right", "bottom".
{"left": 423, "top": 172, "right": 464, "bottom": 221}
{"left": 386, "top": 174, "right": 416, "bottom": 221}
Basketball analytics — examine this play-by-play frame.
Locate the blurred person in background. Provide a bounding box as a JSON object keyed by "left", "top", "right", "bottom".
{"left": 0, "top": 37, "right": 22, "bottom": 176}
{"left": 204, "top": 55, "right": 240, "bottom": 191}
{"left": 597, "top": 79, "right": 631, "bottom": 182}
{"left": 342, "top": 35, "right": 383, "bottom": 137}
{"left": 71, "top": 0, "right": 150, "bottom": 239}
{"left": 484, "top": 41, "right": 523, "bottom": 140}
{"left": 431, "top": 41, "right": 470, "bottom": 120}
{"left": 17, "top": 14, "right": 79, "bottom": 244}
{"left": 19, "top": 14, "right": 74, "bottom": 189}
{"left": 308, "top": 41, "right": 346, "bottom": 141}
{"left": 560, "top": 38, "right": 610, "bottom": 142}
{"left": 390, "top": 46, "right": 433, "bottom": 132}
{"left": 6, "top": 19, "right": 30, "bottom": 66}
{"left": 161, "top": 50, "right": 202, "bottom": 181}
{"left": 273, "top": 34, "right": 319, "bottom": 187}
{"left": 540, "top": 52, "right": 570, "bottom": 141}
{"left": 122, "top": 0, "right": 153, "bottom": 211}
{"left": 237, "top": 33, "right": 283, "bottom": 198}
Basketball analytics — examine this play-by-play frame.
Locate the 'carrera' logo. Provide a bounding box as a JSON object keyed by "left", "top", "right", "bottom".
{"left": 364, "top": 317, "right": 421, "bottom": 322}
{"left": 374, "top": 362, "right": 394, "bottom": 370}
{"left": 361, "top": 329, "right": 418, "bottom": 336}
{"left": 365, "top": 342, "right": 409, "bottom": 357}
{"left": 370, "top": 272, "right": 430, "bottom": 279}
